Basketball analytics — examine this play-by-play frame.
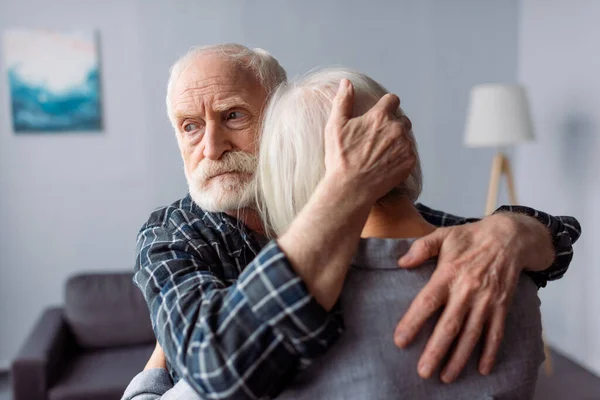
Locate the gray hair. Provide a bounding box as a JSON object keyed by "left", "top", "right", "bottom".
{"left": 256, "top": 67, "right": 423, "bottom": 236}
{"left": 166, "top": 43, "right": 287, "bottom": 126}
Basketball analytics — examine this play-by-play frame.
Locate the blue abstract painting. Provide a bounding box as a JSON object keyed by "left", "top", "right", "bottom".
{"left": 2, "top": 30, "right": 102, "bottom": 133}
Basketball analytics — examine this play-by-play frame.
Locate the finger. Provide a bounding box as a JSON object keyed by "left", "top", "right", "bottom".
{"left": 416, "top": 287, "right": 473, "bottom": 379}
{"left": 399, "top": 229, "right": 448, "bottom": 268}
{"left": 400, "top": 115, "right": 413, "bottom": 131}
{"left": 440, "top": 296, "right": 491, "bottom": 383}
{"left": 369, "top": 92, "right": 400, "bottom": 117}
{"left": 394, "top": 273, "right": 449, "bottom": 348}
{"left": 478, "top": 307, "right": 508, "bottom": 376}
{"left": 477, "top": 259, "right": 519, "bottom": 375}
{"left": 327, "top": 78, "right": 355, "bottom": 128}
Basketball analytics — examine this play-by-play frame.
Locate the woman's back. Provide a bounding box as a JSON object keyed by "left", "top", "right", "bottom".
{"left": 277, "top": 238, "right": 544, "bottom": 400}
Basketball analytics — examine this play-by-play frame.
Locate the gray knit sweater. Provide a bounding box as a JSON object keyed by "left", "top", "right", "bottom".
{"left": 122, "top": 238, "right": 544, "bottom": 400}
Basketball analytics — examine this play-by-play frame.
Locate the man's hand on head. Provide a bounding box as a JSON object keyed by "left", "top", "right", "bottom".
{"left": 323, "top": 78, "right": 415, "bottom": 206}
{"left": 392, "top": 212, "right": 554, "bottom": 383}
{"left": 276, "top": 79, "right": 417, "bottom": 312}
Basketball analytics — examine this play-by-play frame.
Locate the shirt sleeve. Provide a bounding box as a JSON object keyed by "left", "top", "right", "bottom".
{"left": 415, "top": 203, "right": 581, "bottom": 288}
{"left": 134, "top": 223, "right": 343, "bottom": 400}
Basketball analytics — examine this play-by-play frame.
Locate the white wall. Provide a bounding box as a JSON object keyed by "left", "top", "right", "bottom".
{"left": 518, "top": 0, "right": 600, "bottom": 376}
{"left": 0, "top": 0, "right": 520, "bottom": 368}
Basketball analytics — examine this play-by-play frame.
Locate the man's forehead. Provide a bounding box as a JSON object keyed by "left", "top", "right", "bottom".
{"left": 171, "top": 57, "right": 262, "bottom": 105}
{"left": 172, "top": 80, "right": 254, "bottom": 112}
{"left": 176, "top": 55, "right": 253, "bottom": 90}
{"left": 176, "top": 76, "right": 242, "bottom": 98}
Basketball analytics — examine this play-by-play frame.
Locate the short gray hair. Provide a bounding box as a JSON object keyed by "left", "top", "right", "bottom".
{"left": 256, "top": 67, "right": 423, "bottom": 236}
{"left": 166, "top": 43, "right": 287, "bottom": 125}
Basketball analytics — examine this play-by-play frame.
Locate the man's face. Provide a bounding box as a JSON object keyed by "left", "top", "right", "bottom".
{"left": 170, "top": 54, "right": 268, "bottom": 212}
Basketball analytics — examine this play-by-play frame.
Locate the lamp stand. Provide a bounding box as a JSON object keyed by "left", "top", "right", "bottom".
{"left": 484, "top": 150, "right": 553, "bottom": 376}
{"left": 485, "top": 152, "right": 518, "bottom": 215}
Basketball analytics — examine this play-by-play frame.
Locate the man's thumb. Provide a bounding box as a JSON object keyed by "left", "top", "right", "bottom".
{"left": 329, "top": 78, "right": 354, "bottom": 126}
{"left": 398, "top": 229, "right": 446, "bottom": 268}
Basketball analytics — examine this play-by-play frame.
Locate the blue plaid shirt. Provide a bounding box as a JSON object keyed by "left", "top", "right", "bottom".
{"left": 134, "top": 195, "right": 580, "bottom": 400}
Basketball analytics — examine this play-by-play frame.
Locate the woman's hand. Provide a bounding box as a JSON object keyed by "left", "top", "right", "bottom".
{"left": 144, "top": 341, "right": 167, "bottom": 371}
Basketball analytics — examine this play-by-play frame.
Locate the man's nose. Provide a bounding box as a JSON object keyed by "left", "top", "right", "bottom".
{"left": 203, "top": 122, "right": 232, "bottom": 160}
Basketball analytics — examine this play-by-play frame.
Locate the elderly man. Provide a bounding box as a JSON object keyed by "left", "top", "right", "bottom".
{"left": 131, "top": 44, "right": 580, "bottom": 399}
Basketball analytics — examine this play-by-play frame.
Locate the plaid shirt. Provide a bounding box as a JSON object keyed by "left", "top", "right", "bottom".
{"left": 134, "top": 195, "right": 581, "bottom": 400}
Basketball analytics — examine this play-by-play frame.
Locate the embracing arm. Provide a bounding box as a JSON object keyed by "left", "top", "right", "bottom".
{"left": 135, "top": 226, "right": 341, "bottom": 400}
{"left": 279, "top": 79, "right": 415, "bottom": 310}
{"left": 416, "top": 203, "right": 581, "bottom": 287}
{"left": 393, "top": 203, "right": 581, "bottom": 383}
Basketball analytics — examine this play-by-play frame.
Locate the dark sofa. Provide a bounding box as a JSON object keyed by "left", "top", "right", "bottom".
{"left": 12, "top": 272, "right": 156, "bottom": 400}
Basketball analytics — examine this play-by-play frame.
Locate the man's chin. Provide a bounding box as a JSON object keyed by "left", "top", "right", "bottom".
{"left": 188, "top": 186, "right": 254, "bottom": 213}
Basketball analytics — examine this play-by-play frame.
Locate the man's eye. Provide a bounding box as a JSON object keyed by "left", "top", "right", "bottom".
{"left": 226, "top": 111, "right": 245, "bottom": 120}
{"left": 183, "top": 123, "right": 199, "bottom": 132}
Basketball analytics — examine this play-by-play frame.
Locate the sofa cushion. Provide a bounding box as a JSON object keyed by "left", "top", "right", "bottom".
{"left": 65, "top": 272, "right": 155, "bottom": 349}
{"left": 49, "top": 344, "right": 154, "bottom": 400}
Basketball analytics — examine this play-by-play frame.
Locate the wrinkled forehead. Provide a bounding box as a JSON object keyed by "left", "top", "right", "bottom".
{"left": 171, "top": 54, "right": 265, "bottom": 104}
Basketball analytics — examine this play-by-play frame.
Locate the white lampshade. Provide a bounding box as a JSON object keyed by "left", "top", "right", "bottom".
{"left": 464, "top": 84, "right": 535, "bottom": 148}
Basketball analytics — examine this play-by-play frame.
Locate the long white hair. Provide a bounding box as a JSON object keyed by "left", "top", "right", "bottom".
{"left": 256, "top": 67, "right": 422, "bottom": 237}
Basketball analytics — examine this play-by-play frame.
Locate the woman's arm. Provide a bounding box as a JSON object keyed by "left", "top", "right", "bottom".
{"left": 122, "top": 342, "right": 202, "bottom": 400}
{"left": 121, "top": 368, "right": 173, "bottom": 400}
{"left": 144, "top": 342, "right": 167, "bottom": 371}
{"left": 122, "top": 342, "right": 171, "bottom": 400}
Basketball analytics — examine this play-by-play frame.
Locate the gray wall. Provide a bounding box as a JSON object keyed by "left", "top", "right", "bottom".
{"left": 0, "top": 0, "right": 156, "bottom": 368}
{"left": 0, "top": 0, "right": 519, "bottom": 368}
{"left": 517, "top": 0, "right": 600, "bottom": 375}
{"left": 139, "top": 0, "right": 519, "bottom": 212}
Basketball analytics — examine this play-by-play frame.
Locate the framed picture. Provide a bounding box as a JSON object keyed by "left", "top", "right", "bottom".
{"left": 2, "top": 29, "right": 103, "bottom": 133}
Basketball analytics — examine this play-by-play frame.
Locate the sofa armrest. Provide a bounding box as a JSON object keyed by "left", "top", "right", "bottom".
{"left": 12, "top": 307, "right": 76, "bottom": 400}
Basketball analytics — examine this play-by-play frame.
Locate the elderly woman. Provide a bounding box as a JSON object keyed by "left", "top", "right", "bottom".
{"left": 122, "top": 68, "right": 544, "bottom": 400}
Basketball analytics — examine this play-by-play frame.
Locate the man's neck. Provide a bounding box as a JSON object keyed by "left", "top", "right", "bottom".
{"left": 361, "top": 196, "right": 435, "bottom": 239}
{"left": 224, "top": 208, "right": 266, "bottom": 235}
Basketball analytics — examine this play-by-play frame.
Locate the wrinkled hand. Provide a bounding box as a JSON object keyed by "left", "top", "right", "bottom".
{"left": 393, "top": 213, "right": 550, "bottom": 383}
{"left": 324, "top": 78, "right": 415, "bottom": 204}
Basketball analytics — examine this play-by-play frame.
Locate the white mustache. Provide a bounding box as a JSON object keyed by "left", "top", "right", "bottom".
{"left": 194, "top": 151, "right": 257, "bottom": 182}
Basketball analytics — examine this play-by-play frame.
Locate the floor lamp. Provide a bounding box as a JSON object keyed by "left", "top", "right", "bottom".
{"left": 464, "top": 84, "right": 553, "bottom": 375}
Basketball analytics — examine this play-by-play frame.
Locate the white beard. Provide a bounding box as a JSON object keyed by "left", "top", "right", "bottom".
{"left": 185, "top": 151, "right": 257, "bottom": 213}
